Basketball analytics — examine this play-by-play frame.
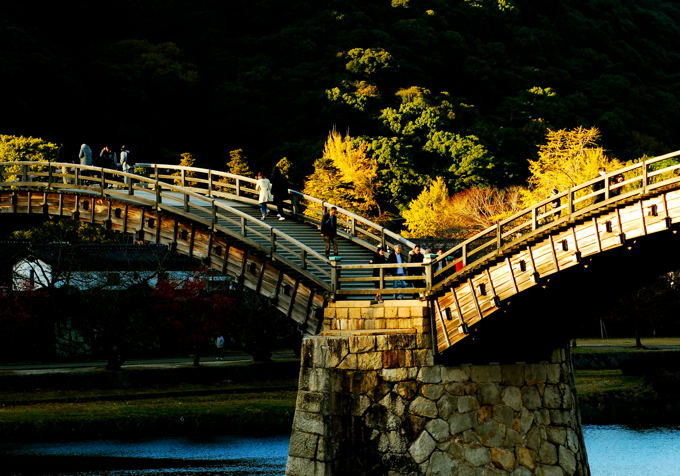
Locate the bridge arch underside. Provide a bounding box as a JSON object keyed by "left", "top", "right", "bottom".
{"left": 0, "top": 190, "right": 326, "bottom": 334}
{"left": 436, "top": 188, "right": 680, "bottom": 356}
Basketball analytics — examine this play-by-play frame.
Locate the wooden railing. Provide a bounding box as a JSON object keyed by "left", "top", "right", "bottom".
{"left": 0, "top": 161, "right": 331, "bottom": 290}
{"left": 327, "top": 150, "right": 680, "bottom": 296}
{"left": 4, "top": 151, "right": 680, "bottom": 300}
{"left": 134, "top": 163, "right": 416, "bottom": 254}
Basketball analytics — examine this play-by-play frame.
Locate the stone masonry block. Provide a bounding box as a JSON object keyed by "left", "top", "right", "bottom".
{"left": 286, "top": 455, "right": 328, "bottom": 476}
{"left": 398, "top": 306, "right": 412, "bottom": 318}
{"left": 293, "top": 410, "right": 325, "bottom": 435}
{"left": 349, "top": 335, "right": 376, "bottom": 354}
{"left": 470, "top": 364, "right": 501, "bottom": 383}
{"left": 297, "top": 391, "right": 326, "bottom": 413}
{"left": 357, "top": 351, "right": 383, "bottom": 370}
{"left": 385, "top": 307, "right": 399, "bottom": 318}
{"left": 288, "top": 430, "right": 319, "bottom": 459}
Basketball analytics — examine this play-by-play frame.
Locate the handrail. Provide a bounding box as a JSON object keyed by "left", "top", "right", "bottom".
{"left": 134, "top": 163, "right": 416, "bottom": 253}
{"left": 0, "top": 161, "right": 331, "bottom": 291}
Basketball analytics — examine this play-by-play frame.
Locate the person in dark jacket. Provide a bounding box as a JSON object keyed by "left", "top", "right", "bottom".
{"left": 408, "top": 244, "right": 425, "bottom": 294}
{"left": 369, "top": 244, "right": 387, "bottom": 302}
{"left": 387, "top": 244, "right": 407, "bottom": 299}
{"left": 270, "top": 165, "right": 289, "bottom": 221}
{"left": 320, "top": 207, "right": 338, "bottom": 258}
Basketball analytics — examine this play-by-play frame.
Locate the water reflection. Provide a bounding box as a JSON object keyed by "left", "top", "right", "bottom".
{"left": 1, "top": 435, "right": 289, "bottom": 475}
{"left": 584, "top": 425, "right": 680, "bottom": 476}
{"left": 5, "top": 426, "right": 680, "bottom": 475}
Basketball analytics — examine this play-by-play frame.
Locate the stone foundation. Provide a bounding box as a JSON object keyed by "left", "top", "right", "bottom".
{"left": 286, "top": 331, "right": 589, "bottom": 475}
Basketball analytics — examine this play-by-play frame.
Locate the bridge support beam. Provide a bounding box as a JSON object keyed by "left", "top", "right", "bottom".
{"left": 286, "top": 304, "right": 589, "bottom": 475}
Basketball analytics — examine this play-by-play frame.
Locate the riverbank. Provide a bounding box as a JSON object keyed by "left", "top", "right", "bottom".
{"left": 2, "top": 339, "right": 680, "bottom": 442}
{"left": 0, "top": 357, "right": 301, "bottom": 443}
{"left": 573, "top": 338, "right": 680, "bottom": 425}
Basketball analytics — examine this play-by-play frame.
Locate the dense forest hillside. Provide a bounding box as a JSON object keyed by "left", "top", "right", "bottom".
{"left": 2, "top": 0, "right": 679, "bottom": 189}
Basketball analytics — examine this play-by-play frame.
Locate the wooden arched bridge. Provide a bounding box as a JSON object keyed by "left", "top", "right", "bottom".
{"left": 2, "top": 151, "right": 680, "bottom": 353}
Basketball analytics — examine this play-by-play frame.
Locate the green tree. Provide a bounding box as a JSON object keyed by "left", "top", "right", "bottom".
{"left": 11, "top": 218, "right": 123, "bottom": 243}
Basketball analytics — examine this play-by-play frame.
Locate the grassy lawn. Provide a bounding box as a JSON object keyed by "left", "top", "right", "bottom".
{"left": 0, "top": 386, "right": 299, "bottom": 441}
{"left": 574, "top": 369, "right": 646, "bottom": 395}
{"left": 574, "top": 337, "right": 680, "bottom": 349}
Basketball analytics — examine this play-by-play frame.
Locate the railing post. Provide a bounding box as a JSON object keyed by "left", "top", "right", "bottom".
{"left": 100, "top": 169, "right": 106, "bottom": 191}
{"left": 183, "top": 192, "right": 189, "bottom": 211}
{"left": 462, "top": 244, "right": 468, "bottom": 267}
{"left": 181, "top": 169, "right": 186, "bottom": 188}
{"left": 568, "top": 190, "right": 574, "bottom": 215}
{"left": 643, "top": 159, "right": 649, "bottom": 193}
{"left": 47, "top": 164, "right": 53, "bottom": 187}
{"left": 21, "top": 164, "right": 28, "bottom": 183}
{"left": 208, "top": 171, "right": 213, "bottom": 197}
{"left": 154, "top": 164, "right": 159, "bottom": 181}
{"left": 271, "top": 229, "right": 277, "bottom": 258}
{"left": 155, "top": 181, "right": 162, "bottom": 207}
{"left": 531, "top": 207, "right": 538, "bottom": 230}
{"left": 350, "top": 217, "right": 356, "bottom": 236}
{"left": 424, "top": 262, "right": 433, "bottom": 296}
{"left": 496, "top": 222, "right": 502, "bottom": 250}
{"left": 240, "top": 216, "right": 246, "bottom": 236}
{"left": 330, "top": 260, "right": 338, "bottom": 297}
{"left": 235, "top": 178, "right": 241, "bottom": 197}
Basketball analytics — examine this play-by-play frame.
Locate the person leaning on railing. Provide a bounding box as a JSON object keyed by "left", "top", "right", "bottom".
{"left": 368, "top": 244, "right": 386, "bottom": 303}
{"left": 387, "top": 244, "right": 407, "bottom": 299}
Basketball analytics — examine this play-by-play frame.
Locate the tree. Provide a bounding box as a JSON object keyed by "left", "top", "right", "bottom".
{"left": 402, "top": 177, "right": 459, "bottom": 238}
{"left": 226, "top": 149, "right": 254, "bottom": 177}
{"left": 173, "top": 152, "right": 197, "bottom": 185}
{"left": 402, "top": 178, "right": 523, "bottom": 239}
{"left": 11, "top": 217, "right": 124, "bottom": 244}
{"left": 522, "top": 127, "right": 624, "bottom": 206}
{"left": 447, "top": 186, "right": 524, "bottom": 234}
{"left": 303, "top": 129, "right": 381, "bottom": 217}
{"left": 0, "top": 134, "right": 60, "bottom": 182}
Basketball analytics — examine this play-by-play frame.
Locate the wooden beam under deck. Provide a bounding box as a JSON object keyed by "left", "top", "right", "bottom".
{"left": 0, "top": 190, "right": 327, "bottom": 333}
{"left": 434, "top": 188, "right": 680, "bottom": 353}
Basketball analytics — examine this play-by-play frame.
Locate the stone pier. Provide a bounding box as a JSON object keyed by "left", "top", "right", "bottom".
{"left": 286, "top": 300, "right": 590, "bottom": 475}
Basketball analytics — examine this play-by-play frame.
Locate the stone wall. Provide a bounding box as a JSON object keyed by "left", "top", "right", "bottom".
{"left": 286, "top": 330, "right": 590, "bottom": 475}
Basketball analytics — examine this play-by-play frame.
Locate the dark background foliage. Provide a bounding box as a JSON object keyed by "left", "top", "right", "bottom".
{"left": 2, "top": 0, "right": 678, "bottom": 181}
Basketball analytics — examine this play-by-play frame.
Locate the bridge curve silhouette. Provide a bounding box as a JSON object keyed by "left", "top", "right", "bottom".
{"left": 2, "top": 151, "right": 680, "bottom": 352}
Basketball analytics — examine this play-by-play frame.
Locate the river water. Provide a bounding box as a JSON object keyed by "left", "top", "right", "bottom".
{"left": 2, "top": 425, "right": 680, "bottom": 475}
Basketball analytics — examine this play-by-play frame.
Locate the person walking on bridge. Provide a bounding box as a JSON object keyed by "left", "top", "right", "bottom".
{"left": 320, "top": 207, "right": 339, "bottom": 258}
{"left": 270, "top": 163, "right": 289, "bottom": 221}
{"left": 255, "top": 171, "right": 273, "bottom": 220}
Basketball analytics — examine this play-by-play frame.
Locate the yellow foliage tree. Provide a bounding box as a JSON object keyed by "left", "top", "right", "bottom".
{"left": 402, "top": 177, "right": 460, "bottom": 238}
{"left": 0, "top": 134, "right": 59, "bottom": 181}
{"left": 173, "top": 152, "right": 197, "bottom": 185}
{"left": 303, "top": 129, "right": 381, "bottom": 217}
{"left": 402, "top": 179, "right": 523, "bottom": 239}
{"left": 523, "top": 127, "right": 623, "bottom": 205}
{"left": 226, "top": 149, "right": 253, "bottom": 177}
